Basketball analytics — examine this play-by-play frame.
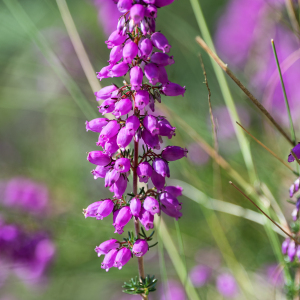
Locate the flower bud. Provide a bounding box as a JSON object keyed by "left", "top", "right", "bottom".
{"left": 97, "top": 65, "right": 112, "bottom": 81}
{"left": 160, "top": 192, "right": 181, "bottom": 210}
{"left": 117, "top": 16, "right": 126, "bottom": 33}
{"left": 155, "top": 0, "right": 175, "bottom": 7}
{"left": 157, "top": 66, "right": 168, "bottom": 84}
{"left": 148, "top": 16, "right": 156, "bottom": 33}
{"left": 114, "top": 158, "right": 131, "bottom": 173}
{"left": 95, "top": 85, "right": 118, "bottom": 100}
{"left": 137, "top": 162, "right": 153, "bottom": 183}
{"left": 96, "top": 135, "right": 106, "bottom": 147}
{"left": 158, "top": 118, "right": 175, "bottom": 138}
{"left": 130, "top": 4, "right": 145, "bottom": 24}
{"left": 290, "top": 178, "right": 300, "bottom": 198}
{"left": 145, "top": 5, "right": 157, "bottom": 18}
{"left": 142, "top": 129, "right": 160, "bottom": 149}
{"left": 87, "top": 151, "right": 111, "bottom": 166}
{"left": 105, "top": 169, "right": 120, "bottom": 188}
{"left": 161, "top": 204, "right": 182, "bottom": 220}
{"left": 164, "top": 185, "right": 183, "bottom": 197}
{"left": 117, "top": 127, "right": 133, "bottom": 150}
{"left": 96, "top": 199, "right": 114, "bottom": 220}
{"left": 151, "top": 170, "right": 165, "bottom": 190}
{"left": 109, "top": 62, "right": 129, "bottom": 77}
{"left": 130, "top": 197, "right": 142, "bottom": 217}
{"left": 140, "top": 18, "right": 150, "bottom": 35}
{"left": 114, "top": 247, "right": 132, "bottom": 270}
{"left": 282, "top": 238, "right": 290, "bottom": 255}
{"left": 86, "top": 118, "right": 109, "bottom": 133}
{"left": 288, "top": 240, "right": 296, "bottom": 262}
{"left": 139, "top": 207, "right": 154, "bottom": 231}
{"left": 123, "top": 41, "right": 139, "bottom": 63}
{"left": 113, "top": 175, "right": 128, "bottom": 198}
{"left": 105, "top": 30, "right": 127, "bottom": 49}
{"left": 125, "top": 115, "right": 140, "bottom": 135}
{"left": 117, "top": 0, "right": 132, "bottom": 13}
{"left": 130, "top": 66, "right": 143, "bottom": 91}
{"left": 91, "top": 165, "right": 110, "bottom": 179}
{"left": 132, "top": 239, "right": 148, "bottom": 257}
{"left": 162, "top": 82, "right": 186, "bottom": 97}
{"left": 144, "top": 63, "right": 159, "bottom": 85}
{"left": 144, "top": 196, "right": 160, "bottom": 215}
{"left": 98, "top": 99, "right": 116, "bottom": 115}
{"left": 150, "top": 52, "right": 174, "bottom": 66}
{"left": 135, "top": 127, "right": 142, "bottom": 142}
{"left": 109, "top": 45, "right": 123, "bottom": 65}
{"left": 100, "top": 120, "right": 120, "bottom": 140}
{"left": 104, "top": 135, "right": 119, "bottom": 156}
{"left": 113, "top": 207, "right": 132, "bottom": 234}
{"left": 139, "top": 38, "right": 153, "bottom": 59}
{"left": 113, "top": 98, "right": 132, "bottom": 118}
{"left": 161, "top": 146, "right": 188, "bottom": 161}
{"left": 143, "top": 115, "right": 159, "bottom": 135}
{"left": 95, "top": 239, "right": 119, "bottom": 257}
{"left": 153, "top": 158, "right": 170, "bottom": 177}
{"left": 288, "top": 144, "right": 300, "bottom": 162}
{"left": 151, "top": 32, "right": 171, "bottom": 53}
{"left": 135, "top": 90, "right": 150, "bottom": 110}
{"left": 101, "top": 249, "right": 118, "bottom": 272}
{"left": 83, "top": 201, "right": 102, "bottom": 218}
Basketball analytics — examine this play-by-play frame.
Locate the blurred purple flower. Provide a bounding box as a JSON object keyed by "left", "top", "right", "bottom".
{"left": 159, "top": 280, "right": 186, "bottom": 300}
{"left": 265, "top": 264, "right": 284, "bottom": 286}
{"left": 187, "top": 143, "right": 210, "bottom": 166}
{"left": 216, "top": 273, "right": 238, "bottom": 298}
{"left": 189, "top": 264, "right": 212, "bottom": 287}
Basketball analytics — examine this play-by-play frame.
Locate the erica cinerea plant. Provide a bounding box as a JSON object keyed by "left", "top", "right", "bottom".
{"left": 84, "top": 0, "right": 186, "bottom": 297}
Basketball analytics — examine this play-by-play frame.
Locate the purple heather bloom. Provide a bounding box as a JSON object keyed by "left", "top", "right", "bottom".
{"left": 161, "top": 82, "right": 186, "bottom": 97}
{"left": 114, "top": 247, "right": 132, "bottom": 270}
{"left": 132, "top": 239, "right": 148, "bottom": 257}
{"left": 157, "top": 66, "right": 168, "bottom": 85}
{"left": 143, "top": 115, "right": 159, "bottom": 135}
{"left": 288, "top": 240, "right": 296, "bottom": 262}
{"left": 117, "top": 0, "right": 133, "bottom": 13}
{"left": 159, "top": 280, "right": 186, "bottom": 300}
{"left": 142, "top": 128, "right": 160, "bottom": 149}
{"left": 151, "top": 32, "right": 171, "bottom": 53}
{"left": 86, "top": 118, "right": 109, "bottom": 133}
{"left": 105, "top": 30, "right": 127, "bottom": 49}
{"left": 130, "top": 66, "right": 143, "bottom": 91}
{"left": 95, "top": 239, "right": 119, "bottom": 257}
{"left": 138, "top": 207, "right": 154, "bottom": 231}
{"left": 130, "top": 197, "right": 142, "bottom": 217}
{"left": 104, "top": 135, "right": 119, "bottom": 156}
{"left": 160, "top": 192, "right": 181, "bottom": 210}
{"left": 155, "top": 0, "right": 175, "bottom": 8}
{"left": 151, "top": 170, "right": 165, "bottom": 190}
{"left": 282, "top": 238, "right": 290, "bottom": 255}
{"left": 189, "top": 265, "right": 212, "bottom": 287}
{"left": 137, "top": 161, "right": 153, "bottom": 183}
{"left": 145, "top": 5, "right": 157, "bottom": 18}
{"left": 97, "top": 65, "right": 113, "bottom": 80}
{"left": 139, "top": 38, "right": 153, "bottom": 59}
{"left": 150, "top": 52, "right": 174, "bottom": 66}
{"left": 105, "top": 169, "right": 120, "bottom": 188}
{"left": 97, "top": 134, "right": 107, "bottom": 147}
{"left": 113, "top": 207, "right": 132, "bottom": 234}
{"left": 113, "top": 98, "right": 132, "bottom": 118}
{"left": 140, "top": 18, "right": 150, "bottom": 35}
{"left": 148, "top": 16, "right": 156, "bottom": 33}
{"left": 123, "top": 41, "right": 139, "bottom": 63}
{"left": 143, "top": 196, "right": 160, "bottom": 215}
{"left": 100, "top": 120, "right": 120, "bottom": 140}
{"left": 164, "top": 186, "right": 183, "bottom": 197}
{"left": 144, "top": 0, "right": 156, "bottom": 3}
{"left": 113, "top": 175, "right": 128, "bottom": 198}
{"left": 130, "top": 4, "right": 145, "bottom": 24}
{"left": 289, "top": 178, "right": 300, "bottom": 197}
{"left": 101, "top": 249, "right": 118, "bottom": 272}
{"left": 162, "top": 146, "right": 188, "bottom": 161}
{"left": 288, "top": 144, "right": 300, "bottom": 162}
{"left": 117, "top": 16, "right": 126, "bottom": 34}
{"left": 95, "top": 85, "right": 118, "bottom": 100}
{"left": 109, "top": 45, "right": 123, "bottom": 65}
{"left": 216, "top": 273, "right": 238, "bottom": 298}
{"left": 265, "top": 264, "right": 284, "bottom": 287}
{"left": 87, "top": 151, "right": 111, "bottom": 166}
{"left": 125, "top": 115, "right": 140, "bottom": 135}
{"left": 152, "top": 158, "right": 170, "bottom": 178}
{"left": 117, "top": 127, "right": 133, "bottom": 150}
{"left": 109, "top": 62, "right": 129, "bottom": 77}
{"left": 144, "top": 63, "right": 159, "bottom": 85}
{"left": 149, "top": 93, "right": 155, "bottom": 112}
{"left": 96, "top": 200, "right": 115, "bottom": 220}
{"left": 98, "top": 99, "right": 116, "bottom": 115}
{"left": 135, "top": 90, "right": 150, "bottom": 110}
{"left": 135, "top": 127, "right": 142, "bottom": 142}
{"left": 91, "top": 165, "right": 111, "bottom": 179}
{"left": 114, "top": 158, "right": 131, "bottom": 173}
{"left": 83, "top": 201, "right": 102, "bottom": 218}
{"left": 158, "top": 118, "right": 175, "bottom": 139}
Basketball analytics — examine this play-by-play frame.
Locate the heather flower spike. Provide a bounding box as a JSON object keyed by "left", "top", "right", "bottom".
{"left": 84, "top": 0, "right": 186, "bottom": 297}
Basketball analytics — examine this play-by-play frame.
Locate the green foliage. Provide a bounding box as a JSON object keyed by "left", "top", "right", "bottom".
{"left": 122, "top": 275, "right": 157, "bottom": 295}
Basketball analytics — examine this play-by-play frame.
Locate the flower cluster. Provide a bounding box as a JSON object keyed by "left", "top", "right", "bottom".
{"left": 84, "top": 0, "right": 187, "bottom": 276}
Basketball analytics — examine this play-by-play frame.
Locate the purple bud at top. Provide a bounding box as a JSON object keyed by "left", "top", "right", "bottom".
{"left": 144, "top": 196, "right": 160, "bottom": 215}
{"left": 113, "top": 175, "right": 128, "bottom": 198}
{"left": 105, "top": 30, "right": 127, "bottom": 49}
{"left": 104, "top": 135, "right": 119, "bottom": 156}
{"left": 123, "top": 41, "right": 139, "bottom": 63}
{"left": 189, "top": 265, "right": 212, "bottom": 287}
{"left": 96, "top": 199, "right": 115, "bottom": 220}
{"left": 130, "top": 197, "right": 142, "bottom": 217}
{"left": 150, "top": 52, "right": 174, "bottom": 66}
{"left": 143, "top": 115, "right": 159, "bottom": 135}
{"left": 139, "top": 207, "right": 154, "bottom": 231}
{"left": 132, "top": 239, "right": 148, "bottom": 257}
{"left": 91, "top": 165, "right": 110, "bottom": 179}
{"left": 157, "top": 66, "right": 168, "bottom": 84}
{"left": 130, "top": 66, "right": 144, "bottom": 91}
{"left": 113, "top": 207, "right": 132, "bottom": 234}
{"left": 86, "top": 118, "right": 109, "bottom": 133}
{"left": 130, "top": 4, "right": 145, "bottom": 24}
{"left": 145, "top": 5, "right": 157, "bottom": 18}
{"left": 144, "top": 63, "right": 159, "bottom": 85}
{"left": 162, "top": 146, "right": 188, "bottom": 161}
{"left": 117, "top": 0, "right": 132, "bottom": 13}
{"left": 100, "top": 120, "right": 120, "bottom": 140}
{"left": 164, "top": 186, "right": 183, "bottom": 197}
{"left": 139, "top": 38, "right": 153, "bottom": 59}
{"left": 216, "top": 273, "right": 238, "bottom": 298}
{"left": 160, "top": 192, "right": 181, "bottom": 210}
{"left": 114, "top": 158, "right": 131, "bottom": 173}
{"left": 101, "top": 249, "right": 118, "bottom": 272}
{"left": 153, "top": 158, "right": 170, "bottom": 178}
{"left": 95, "top": 85, "right": 118, "bottom": 100}
{"left": 135, "top": 90, "right": 150, "bottom": 110}
{"left": 142, "top": 129, "right": 160, "bottom": 149}
{"left": 151, "top": 32, "right": 171, "bottom": 53}
{"left": 109, "top": 45, "right": 123, "bottom": 65}
{"left": 114, "top": 247, "right": 132, "bottom": 270}
{"left": 83, "top": 201, "right": 102, "bottom": 218}
{"left": 95, "top": 239, "right": 119, "bottom": 257}
{"left": 105, "top": 169, "right": 120, "bottom": 187}
{"left": 288, "top": 144, "right": 300, "bottom": 162}
{"left": 125, "top": 115, "right": 140, "bottom": 135}
{"left": 162, "top": 82, "right": 186, "bottom": 97}
{"left": 151, "top": 170, "right": 165, "bottom": 190}
{"left": 97, "top": 65, "right": 112, "bottom": 81}
{"left": 288, "top": 240, "right": 296, "bottom": 262}
{"left": 282, "top": 238, "right": 290, "bottom": 255}
{"left": 155, "top": 0, "right": 175, "bottom": 7}
{"left": 98, "top": 99, "right": 116, "bottom": 115}
{"left": 109, "top": 62, "right": 129, "bottom": 77}
{"left": 117, "top": 127, "right": 133, "bottom": 150}
{"left": 113, "top": 98, "right": 132, "bottom": 118}
{"left": 87, "top": 151, "right": 111, "bottom": 166}
{"left": 158, "top": 118, "right": 175, "bottom": 139}
{"left": 137, "top": 161, "right": 153, "bottom": 183}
